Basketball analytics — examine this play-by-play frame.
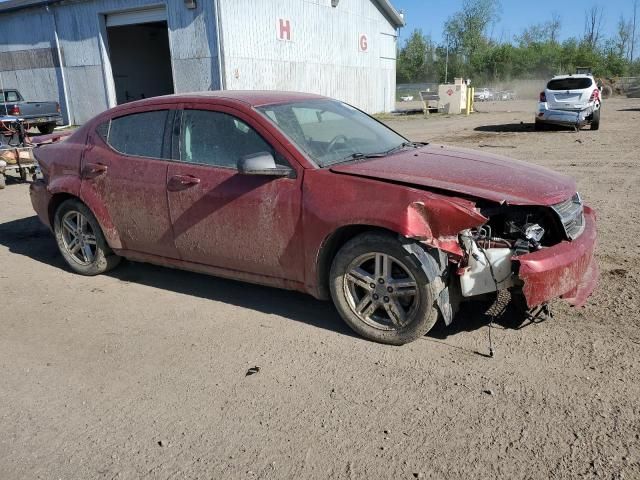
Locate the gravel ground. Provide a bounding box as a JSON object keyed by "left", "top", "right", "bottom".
{"left": 1, "top": 97, "right": 639, "bottom": 480}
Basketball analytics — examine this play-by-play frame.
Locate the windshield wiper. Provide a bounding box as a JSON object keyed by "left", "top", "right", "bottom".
{"left": 322, "top": 142, "right": 428, "bottom": 168}
{"left": 323, "top": 151, "right": 386, "bottom": 167}
{"left": 384, "top": 141, "right": 427, "bottom": 155}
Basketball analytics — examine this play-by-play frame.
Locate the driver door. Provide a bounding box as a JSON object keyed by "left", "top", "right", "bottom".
{"left": 166, "top": 106, "right": 304, "bottom": 282}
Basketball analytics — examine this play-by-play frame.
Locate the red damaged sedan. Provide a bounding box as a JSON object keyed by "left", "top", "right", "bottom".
{"left": 30, "top": 91, "right": 597, "bottom": 345}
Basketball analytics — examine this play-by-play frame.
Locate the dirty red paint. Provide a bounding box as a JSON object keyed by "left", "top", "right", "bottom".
{"left": 516, "top": 207, "right": 597, "bottom": 308}
{"left": 330, "top": 144, "right": 577, "bottom": 206}
{"left": 29, "top": 91, "right": 598, "bottom": 312}
{"left": 30, "top": 129, "right": 76, "bottom": 146}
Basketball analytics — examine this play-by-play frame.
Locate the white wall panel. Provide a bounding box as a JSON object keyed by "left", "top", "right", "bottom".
{"left": 0, "top": 0, "right": 398, "bottom": 124}
{"left": 219, "top": 0, "right": 398, "bottom": 113}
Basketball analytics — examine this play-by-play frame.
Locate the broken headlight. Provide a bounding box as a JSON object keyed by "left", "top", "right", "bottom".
{"left": 525, "top": 224, "right": 545, "bottom": 243}
{"left": 474, "top": 204, "right": 563, "bottom": 255}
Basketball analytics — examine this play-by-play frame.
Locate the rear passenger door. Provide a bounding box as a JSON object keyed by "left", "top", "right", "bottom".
{"left": 81, "top": 107, "right": 179, "bottom": 258}
{"left": 166, "top": 106, "right": 304, "bottom": 282}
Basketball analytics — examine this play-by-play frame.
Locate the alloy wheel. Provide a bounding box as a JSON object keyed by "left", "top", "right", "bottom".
{"left": 343, "top": 252, "right": 420, "bottom": 330}
{"left": 60, "top": 210, "right": 97, "bottom": 265}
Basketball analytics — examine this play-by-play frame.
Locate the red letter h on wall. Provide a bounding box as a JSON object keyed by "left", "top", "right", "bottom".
{"left": 279, "top": 19, "right": 291, "bottom": 41}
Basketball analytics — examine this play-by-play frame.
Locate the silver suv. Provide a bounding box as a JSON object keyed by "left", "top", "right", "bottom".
{"left": 536, "top": 74, "right": 601, "bottom": 130}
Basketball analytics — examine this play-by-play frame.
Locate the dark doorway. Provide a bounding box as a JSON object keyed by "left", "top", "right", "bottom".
{"left": 106, "top": 21, "right": 174, "bottom": 104}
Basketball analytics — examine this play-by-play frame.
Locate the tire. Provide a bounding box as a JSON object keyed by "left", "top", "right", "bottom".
{"left": 534, "top": 119, "right": 545, "bottom": 131}
{"left": 53, "top": 199, "right": 121, "bottom": 275}
{"left": 329, "top": 232, "right": 442, "bottom": 345}
{"left": 37, "top": 123, "right": 56, "bottom": 135}
{"left": 591, "top": 108, "right": 600, "bottom": 130}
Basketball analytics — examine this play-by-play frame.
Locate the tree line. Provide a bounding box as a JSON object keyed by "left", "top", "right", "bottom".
{"left": 397, "top": 0, "right": 640, "bottom": 84}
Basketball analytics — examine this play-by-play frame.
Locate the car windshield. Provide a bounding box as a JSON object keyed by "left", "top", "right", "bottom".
{"left": 547, "top": 78, "right": 592, "bottom": 90}
{"left": 257, "top": 99, "right": 408, "bottom": 167}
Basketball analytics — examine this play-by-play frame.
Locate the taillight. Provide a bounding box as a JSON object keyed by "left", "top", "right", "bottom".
{"left": 589, "top": 89, "right": 599, "bottom": 102}
{"left": 539, "top": 91, "right": 546, "bottom": 102}
{"left": 56, "top": 102, "right": 61, "bottom": 113}
{"left": 8, "top": 104, "right": 20, "bottom": 115}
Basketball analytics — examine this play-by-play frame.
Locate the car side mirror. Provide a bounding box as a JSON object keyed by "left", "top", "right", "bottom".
{"left": 237, "top": 152, "right": 294, "bottom": 177}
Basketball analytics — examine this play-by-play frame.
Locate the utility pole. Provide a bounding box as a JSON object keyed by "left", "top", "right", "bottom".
{"left": 445, "top": 33, "right": 450, "bottom": 83}
{"left": 632, "top": 0, "right": 638, "bottom": 63}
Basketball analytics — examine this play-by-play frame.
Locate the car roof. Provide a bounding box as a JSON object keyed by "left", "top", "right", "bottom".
{"left": 120, "top": 90, "right": 328, "bottom": 109}
{"left": 550, "top": 74, "right": 593, "bottom": 80}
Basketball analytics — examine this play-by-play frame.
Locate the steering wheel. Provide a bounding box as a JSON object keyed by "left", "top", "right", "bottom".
{"left": 327, "top": 134, "right": 348, "bottom": 153}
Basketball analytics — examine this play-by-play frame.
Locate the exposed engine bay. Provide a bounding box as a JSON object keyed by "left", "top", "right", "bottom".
{"left": 457, "top": 195, "right": 585, "bottom": 298}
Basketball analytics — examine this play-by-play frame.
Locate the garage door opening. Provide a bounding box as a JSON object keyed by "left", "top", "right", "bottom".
{"left": 106, "top": 20, "right": 174, "bottom": 104}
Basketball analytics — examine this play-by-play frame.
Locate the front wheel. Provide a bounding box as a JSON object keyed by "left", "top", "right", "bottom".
{"left": 329, "top": 232, "right": 442, "bottom": 345}
{"left": 54, "top": 199, "right": 121, "bottom": 275}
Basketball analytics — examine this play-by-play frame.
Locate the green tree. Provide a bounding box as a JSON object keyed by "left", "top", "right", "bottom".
{"left": 435, "top": 0, "right": 501, "bottom": 81}
{"left": 396, "top": 29, "right": 436, "bottom": 83}
{"left": 443, "top": 0, "right": 501, "bottom": 58}
{"left": 396, "top": 3, "right": 635, "bottom": 86}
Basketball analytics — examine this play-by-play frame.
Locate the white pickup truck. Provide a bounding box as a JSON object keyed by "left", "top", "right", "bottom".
{"left": 1, "top": 89, "right": 63, "bottom": 134}
{"left": 535, "top": 74, "right": 601, "bottom": 130}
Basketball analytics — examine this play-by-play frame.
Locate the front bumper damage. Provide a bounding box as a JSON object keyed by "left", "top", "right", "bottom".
{"left": 515, "top": 206, "right": 597, "bottom": 307}
{"left": 458, "top": 206, "right": 597, "bottom": 309}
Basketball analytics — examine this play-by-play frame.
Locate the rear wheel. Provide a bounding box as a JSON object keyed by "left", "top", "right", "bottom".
{"left": 54, "top": 199, "right": 120, "bottom": 275}
{"left": 591, "top": 108, "right": 600, "bottom": 130}
{"left": 534, "top": 119, "right": 545, "bottom": 131}
{"left": 329, "top": 232, "right": 442, "bottom": 345}
{"left": 37, "top": 123, "right": 56, "bottom": 135}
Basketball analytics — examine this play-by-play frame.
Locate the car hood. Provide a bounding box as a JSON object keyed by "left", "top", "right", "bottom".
{"left": 329, "top": 144, "right": 576, "bottom": 206}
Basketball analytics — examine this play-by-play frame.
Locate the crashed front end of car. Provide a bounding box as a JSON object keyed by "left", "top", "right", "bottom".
{"left": 454, "top": 193, "right": 597, "bottom": 310}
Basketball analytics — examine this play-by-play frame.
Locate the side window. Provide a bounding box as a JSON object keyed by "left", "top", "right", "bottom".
{"left": 180, "top": 109, "right": 288, "bottom": 168}
{"left": 107, "top": 110, "right": 169, "bottom": 158}
{"left": 96, "top": 121, "right": 110, "bottom": 143}
{"left": 5, "top": 91, "right": 20, "bottom": 102}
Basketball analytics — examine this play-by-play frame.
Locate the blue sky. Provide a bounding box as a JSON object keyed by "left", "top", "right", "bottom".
{"left": 392, "top": 0, "right": 636, "bottom": 45}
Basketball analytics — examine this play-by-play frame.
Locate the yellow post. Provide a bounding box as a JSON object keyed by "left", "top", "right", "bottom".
{"left": 470, "top": 87, "right": 475, "bottom": 113}
{"left": 466, "top": 86, "right": 471, "bottom": 116}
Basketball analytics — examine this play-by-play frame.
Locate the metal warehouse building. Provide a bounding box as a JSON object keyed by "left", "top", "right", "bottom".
{"left": 0, "top": 0, "right": 404, "bottom": 125}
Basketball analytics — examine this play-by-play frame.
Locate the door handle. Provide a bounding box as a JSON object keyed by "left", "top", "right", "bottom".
{"left": 82, "top": 163, "right": 108, "bottom": 179}
{"left": 168, "top": 174, "right": 201, "bottom": 191}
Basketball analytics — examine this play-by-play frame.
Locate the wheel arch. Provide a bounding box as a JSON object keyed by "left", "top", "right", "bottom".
{"left": 48, "top": 192, "right": 123, "bottom": 250}
{"left": 48, "top": 192, "right": 76, "bottom": 226}
{"left": 315, "top": 224, "right": 400, "bottom": 300}
{"left": 315, "top": 223, "right": 459, "bottom": 326}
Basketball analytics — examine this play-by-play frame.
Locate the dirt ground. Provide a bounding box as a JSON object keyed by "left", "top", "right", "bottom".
{"left": 1, "top": 97, "right": 639, "bottom": 480}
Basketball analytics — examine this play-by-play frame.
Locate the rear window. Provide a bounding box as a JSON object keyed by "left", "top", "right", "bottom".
{"left": 105, "top": 110, "right": 169, "bottom": 158}
{"left": 547, "top": 78, "right": 593, "bottom": 90}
